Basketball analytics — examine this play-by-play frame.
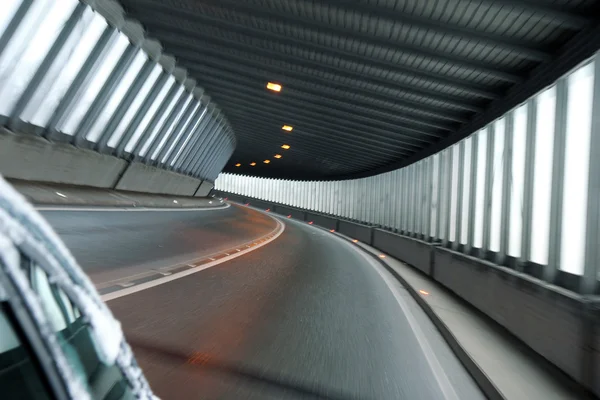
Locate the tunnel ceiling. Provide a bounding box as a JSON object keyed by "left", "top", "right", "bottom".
{"left": 119, "top": 0, "right": 600, "bottom": 180}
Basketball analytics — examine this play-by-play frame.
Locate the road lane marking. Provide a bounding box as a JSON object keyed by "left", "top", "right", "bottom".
{"left": 101, "top": 217, "right": 285, "bottom": 302}
{"left": 37, "top": 203, "right": 230, "bottom": 212}
{"left": 326, "top": 230, "right": 460, "bottom": 400}
{"left": 275, "top": 215, "right": 460, "bottom": 400}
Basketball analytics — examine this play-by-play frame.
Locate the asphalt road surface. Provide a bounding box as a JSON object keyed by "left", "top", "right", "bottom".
{"left": 43, "top": 204, "right": 484, "bottom": 399}
{"left": 40, "top": 204, "right": 277, "bottom": 286}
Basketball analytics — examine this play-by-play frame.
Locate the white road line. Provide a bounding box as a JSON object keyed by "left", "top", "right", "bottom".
{"left": 36, "top": 203, "right": 230, "bottom": 212}
{"left": 101, "top": 217, "right": 285, "bottom": 302}
{"left": 327, "top": 231, "right": 459, "bottom": 400}
{"left": 278, "top": 216, "right": 459, "bottom": 400}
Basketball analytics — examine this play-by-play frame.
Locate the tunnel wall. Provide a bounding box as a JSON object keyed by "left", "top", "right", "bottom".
{"left": 217, "top": 190, "right": 600, "bottom": 396}
{"left": 115, "top": 162, "right": 201, "bottom": 196}
{"left": 0, "top": 128, "right": 126, "bottom": 188}
{"left": 214, "top": 50, "right": 600, "bottom": 395}
{"left": 194, "top": 181, "right": 215, "bottom": 197}
{"left": 0, "top": 0, "right": 236, "bottom": 195}
{"left": 337, "top": 221, "right": 373, "bottom": 244}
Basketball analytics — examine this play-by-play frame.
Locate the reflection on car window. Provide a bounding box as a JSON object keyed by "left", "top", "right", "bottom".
{"left": 0, "top": 303, "right": 52, "bottom": 400}
{"left": 26, "top": 261, "right": 134, "bottom": 400}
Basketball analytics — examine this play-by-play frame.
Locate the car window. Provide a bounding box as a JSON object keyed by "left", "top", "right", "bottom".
{"left": 0, "top": 302, "right": 53, "bottom": 400}
{"left": 26, "top": 261, "right": 134, "bottom": 400}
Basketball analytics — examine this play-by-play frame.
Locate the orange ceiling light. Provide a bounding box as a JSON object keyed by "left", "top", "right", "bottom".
{"left": 235, "top": 163, "right": 241, "bottom": 167}
{"left": 281, "top": 144, "right": 290, "bottom": 150}
{"left": 266, "top": 82, "right": 282, "bottom": 92}
{"left": 274, "top": 154, "right": 282, "bottom": 159}
{"left": 250, "top": 162, "right": 256, "bottom": 166}
{"left": 263, "top": 159, "right": 270, "bottom": 164}
{"left": 281, "top": 125, "right": 293, "bottom": 132}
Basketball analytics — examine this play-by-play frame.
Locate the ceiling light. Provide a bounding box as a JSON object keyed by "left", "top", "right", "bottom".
{"left": 281, "top": 125, "right": 293, "bottom": 132}
{"left": 250, "top": 162, "right": 256, "bottom": 166}
{"left": 266, "top": 82, "right": 282, "bottom": 92}
{"left": 235, "top": 163, "right": 241, "bottom": 167}
{"left": 419, "top": 290, "right": 430, "bottom": 296}
{"left": 263, "top": 159, "right": 270, "bottom": 164}
{"left": 281, "top": 144, "right": 290, "bottom": 150}
{"left": 274, "top": 154, "right": 282, "bottom": 159}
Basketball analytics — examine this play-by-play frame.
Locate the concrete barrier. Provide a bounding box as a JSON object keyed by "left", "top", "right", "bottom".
{"left": 433, "top": 247, "right": 600, "bottom": 395}
{"left": 0, "top": 129, "right": 126, "bottom": 188}
{"left": 338, "top": 220, "right": 373, "bottom": 244}
{"left": 247, "top": 199, "right": 272, "bottom": 210}
{"left": 115, "top": 162, "right": 201, "bottom": 196}
{"left": 373, "top": 229, "right": 434, "bottom": 275}
{"left": 306, "top": 212, "right": 337, "bottom": 230}
{"left": 9, "top": 179, "right": 225, "bottom": 209}
{"left": 274, "top": 205, "right": 305, "bottom": 220}
{"left": 195, "top": 181, "right": 214, "bottom": 197}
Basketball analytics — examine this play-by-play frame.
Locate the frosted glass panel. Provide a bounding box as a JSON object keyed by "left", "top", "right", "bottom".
{"left": 460, "top": 138, "right": 472, "bottom": 244}
{"left": 474, "top": 129, "right": 487, "bottom": 248}
{"left": 58, "top": 33, "right": 129, "bottom": 135}
{"left": 170, "top": 106, "right": 208, "bottom": 165}
{"left": 85, "top": 50, "right": 146, "bottom": 142}
{"left": 21, "top": 11, "right": 107, "bottom": 126}
{"left": 449, "top": 145, "right": 460, "bottom": 242}
{"left": 531, "top": 87, "right": 556, "bottom": 265}
{"left": 490, "top": 118, "right": 505, "bottom": 252}
{"left": 508, "top": 104, "right": 527, "bottom": 257}
{"left": 107, "top": 63, "right": 162, "bottom": 148}
{"left": 0, "top": 1, "right": 21, "bottom": 39}
{"left": 438, "top": 151, "right": 448, "bottom": 240}
{"left": 151, "top": 92, "right": 193, "bottom": 160}
{"left": 0, "top": 0, "right": 78, "bottom": 115}
{"left": 159, "top": 98, "right": 199, "bottom": 163}
{"left": 137, "top": 84, "right": 184, "bottom": 157}
{"left": 560, "top": 63, "right": 594, "bottom": 275}
{"left": 430, "top": 154, "right": 439, "bottom": 237}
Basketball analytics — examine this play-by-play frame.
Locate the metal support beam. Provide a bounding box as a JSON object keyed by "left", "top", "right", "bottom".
{"left": 130, "top": 82, "right": 181, "bottom": 158}
{"left": 73, "top": 44, "right": 140, "bottom": 146}
{"left": 164, "top": 104, "right": 206, "bottom": 167}
{"left": 136, "top": 0, "right": 523, "bottom": 82}
{"left": 96, "top": 58, "right": 157, "bottom": 151}
{"left": 175, "top": 108, "right": 214, "bottom": 172}
{"left": 187, "top": 61, "right": 468, "bottom": 123}
{"left": 142, "top": 89, "right": 190, "bottom": 163}
{"left": 179, "top": 110, "right": 219, "bottom": 173}
{"left": 9, "top": 2, "right": 87, "bottom": 122}
{"left": 0, "top": 0, "right": 33, "bottom": 58}
{"left": 45, "top": 25, "right": 117, "bottom": 138}
{"left": 115, "top": 71, "right": 170, "bottom": 157}
{"left": 155, "top": 98, "right": 199, "bottom": 165}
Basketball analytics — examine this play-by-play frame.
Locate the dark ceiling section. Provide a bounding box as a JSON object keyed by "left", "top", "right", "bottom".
{"left": 120, "top": 0, "right": 600, "bottom": 180}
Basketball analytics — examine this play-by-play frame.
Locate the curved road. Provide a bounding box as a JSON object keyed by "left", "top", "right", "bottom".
{"left": 42, "top": 204, "right": 483, "bottom": 399}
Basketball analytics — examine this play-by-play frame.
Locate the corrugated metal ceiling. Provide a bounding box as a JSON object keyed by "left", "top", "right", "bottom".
{"left": 119, "top": 0, "right": 600, "bottom": 180}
